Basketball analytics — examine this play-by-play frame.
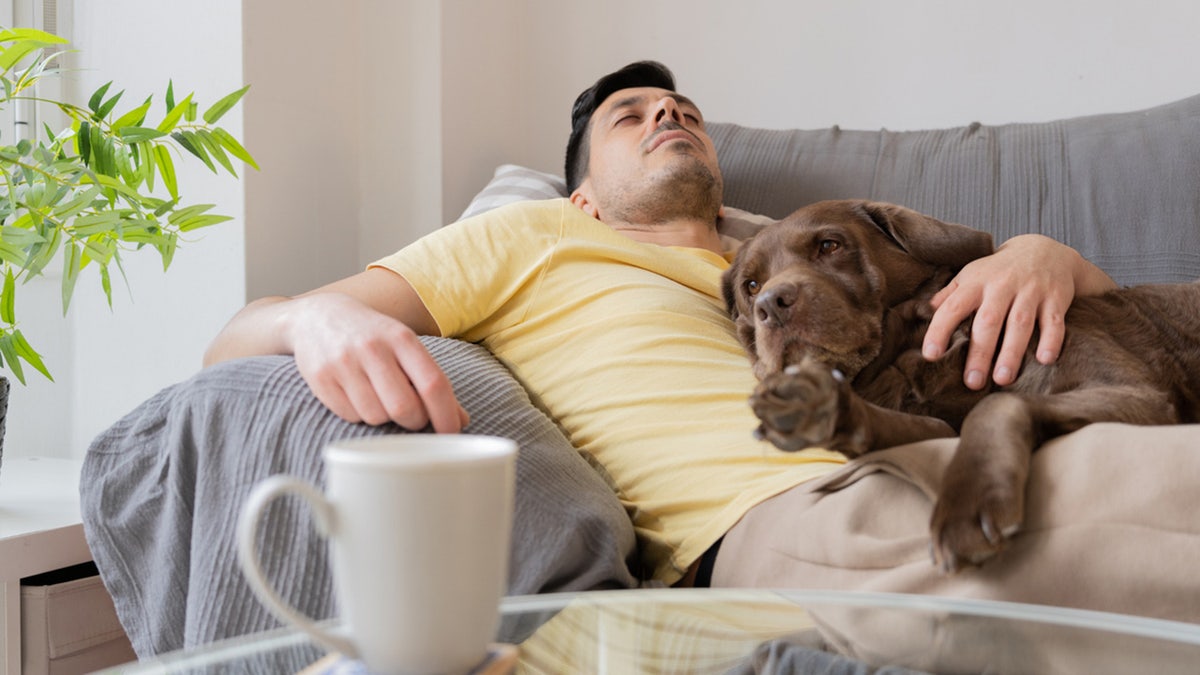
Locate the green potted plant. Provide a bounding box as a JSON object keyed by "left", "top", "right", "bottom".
{"left": 0, "top": 27, "right": 255, "bottom": 469}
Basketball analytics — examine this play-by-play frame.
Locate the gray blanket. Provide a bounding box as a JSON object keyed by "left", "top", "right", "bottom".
{"left": 80, "top": 337, "right": 638, "bottom": 659}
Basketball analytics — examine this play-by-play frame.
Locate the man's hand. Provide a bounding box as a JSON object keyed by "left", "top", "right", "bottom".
{"left": 922, "top": 234, "right": 1116, "bottom": 390}
{"left": 204, "top": 268, "right": 469, "bottom": 432}
{"left": 285, "top": 293, "right": 469, "bottom": 432}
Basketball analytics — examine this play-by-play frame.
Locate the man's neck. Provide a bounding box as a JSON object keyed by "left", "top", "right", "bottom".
{"left": 608, "top": 218, "right": 725, "bottom": 255}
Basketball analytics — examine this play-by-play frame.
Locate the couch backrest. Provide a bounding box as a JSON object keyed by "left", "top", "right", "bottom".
{"left": 709, "top": 93, "right": 1200, "bottom": 286}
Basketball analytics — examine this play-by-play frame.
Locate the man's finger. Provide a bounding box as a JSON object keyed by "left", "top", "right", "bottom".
{"left": 928, "top": 280, "right": 958, "bottom": 310}
{"left": 393, "top": 337, "right": 466, "bottom": 434}
{"left": 924, "top": 282, "right": 976, "bottom": 360}
{"left": 306, "top": 371, "right": 366, "bottom": 424}
{"left": 1034, "top": 301, "right": 1068, "bottom": 365}
{"left": 991, "top": 297, "right": 1037, "bottom": 386}
{"left": 339, "top": 366, "right": 396, "bottom": 427}
{"left": 963, "top": 301, "right": 1007, "bottom": 390}
{"left": 362, "top": 353, "right": 434, "bottom": 431}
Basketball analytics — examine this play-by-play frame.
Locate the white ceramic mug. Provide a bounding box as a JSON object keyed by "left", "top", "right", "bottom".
{"left": 237, "top": 434, "right": 517, "bottom": 674}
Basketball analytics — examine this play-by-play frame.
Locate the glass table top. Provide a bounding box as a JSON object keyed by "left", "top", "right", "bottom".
{"left": 105, "top": 588, "right": 1200, "bottom": 674}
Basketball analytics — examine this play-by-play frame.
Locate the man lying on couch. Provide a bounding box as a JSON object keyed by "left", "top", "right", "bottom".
{"left": 200, "top": 59, "right": 1200, "bottom": 621}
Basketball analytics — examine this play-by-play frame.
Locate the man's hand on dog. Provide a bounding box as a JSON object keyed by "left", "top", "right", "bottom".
{"left": 924, "top": 234, "right": 1116, "bottom": 390}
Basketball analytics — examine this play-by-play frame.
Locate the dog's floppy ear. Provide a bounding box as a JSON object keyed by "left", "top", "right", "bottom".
{"left": 721, "top": 239, "right": 755, "bottom": 319}
{"left": 721, "top": 244, "right": 760, "bottom": 362}
{"left": 860, "top": 201, "right": 994, "bottom": 270}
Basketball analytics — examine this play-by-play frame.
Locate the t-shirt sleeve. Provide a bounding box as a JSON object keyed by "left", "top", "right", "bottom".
{"left": 369, "top": 199, "right": 566, "bottom": 340}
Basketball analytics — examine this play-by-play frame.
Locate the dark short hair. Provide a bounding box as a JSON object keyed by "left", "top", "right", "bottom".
{"left": 564, "top": 61, "right": 676, "bottom": 192}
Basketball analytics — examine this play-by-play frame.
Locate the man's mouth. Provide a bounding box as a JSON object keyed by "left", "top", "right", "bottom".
{"left": 645, "top": 124, "right": 701, "bottom": 153}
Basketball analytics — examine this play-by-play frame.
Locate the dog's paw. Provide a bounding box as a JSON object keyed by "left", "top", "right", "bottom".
{"left": 750, "top": 358, "right": 846, "bottom": 452}
{"left": 929, "top": 477, "right": 1024, "bottom": 574}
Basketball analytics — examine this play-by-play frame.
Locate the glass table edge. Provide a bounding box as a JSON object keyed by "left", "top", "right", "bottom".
{"left": 104, "top": 587, "right": 1200, "bottom": 673}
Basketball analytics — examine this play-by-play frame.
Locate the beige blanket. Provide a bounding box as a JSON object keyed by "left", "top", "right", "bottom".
{"left": 715, "top": 422, "right": 1200, "bottom": 626}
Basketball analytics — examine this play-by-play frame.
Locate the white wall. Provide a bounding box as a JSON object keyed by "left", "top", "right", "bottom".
{"left": 7, "top": 0, "right": 1200, "bottom": 459}
{"left": 241, "top": 0, "right": 443, "bottom": 299}
{"left": 524, "top": 0, "right": 1200, "bottom": 132}
{"left": 441, "top": 0, "right": 1200, "bottom": 211}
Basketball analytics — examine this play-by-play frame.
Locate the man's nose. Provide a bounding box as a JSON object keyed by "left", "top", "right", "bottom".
{"left": 654, "top": 97, "right": 683, "bottom": 125}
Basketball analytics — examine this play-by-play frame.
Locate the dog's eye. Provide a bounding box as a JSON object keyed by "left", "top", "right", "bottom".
{"left": 744, "top": 279, "right": 761, "bottom": 296}
{"left": 819, "top": 240, "right": 841, "bottom": 255}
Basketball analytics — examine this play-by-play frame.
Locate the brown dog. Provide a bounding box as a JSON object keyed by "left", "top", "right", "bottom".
{"left": 722, "top": 199, "right": 1200, "bottom": 572}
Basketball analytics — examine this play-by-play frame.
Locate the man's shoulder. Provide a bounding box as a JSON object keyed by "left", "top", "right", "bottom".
{"left": 439, "top": 197, "right": 608, "bottom": 245}
{"left": 451, "top": 196, "right": 573, "bottom": 228}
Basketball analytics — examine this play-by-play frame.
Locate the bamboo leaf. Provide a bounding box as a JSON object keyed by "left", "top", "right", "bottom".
{"left": 68, "top": 212, "right": 122, "bottom": 236}
{"left": 61, "top": 240, "right": 81, "bottom": 314}
{"left": 88, "top": 124, "right": 107, "bottom": 174}
{"left": 0, "top": 34, "right": 62, "bottom": 74}
{"left": 11, "top": 329, "right": 51, "bottom": 381}
{"left": 172, "top": 130, "right": 216, "bottom": 172}
{"left": 115, "top": 144, "right": 140, "bottom": 187}
{"left": 0, "top": 240, "right": 26, "bottom": 266}
{"left": 22, "top": 226, "right": 60, "bottom": 278}
{"left": 154, "top": 145, "right": 178, "bottom": 199}
{"left": 177, "top": 214, "right": 232, "bottom": 232}
{"left": 100, "top": 263, "right": 112, "bottom": 306}
{"left": 95, "top": 89, "right": 126, "bottom": 121}
{"left": 78, "top": 120, "right": 92, "bottom": 163}
{"left": 0, "top": 28, "right": 69, "bottom": 45}
{"left": 167, "top": 203, "right": 217, "bottom": 224}
{"left": 0, "top": 335, "right": 27, "bottom": 385}
{"left": 1, "top": 268, "right": 15, "bottom": 324}
{"left": 196, "top": 130, "right": 235, "bottom": 176}
{"left": 152, "top": 197, "right": 178, "bottom": 217}
{"left": 159, "top": 232, "right": 177, "bottom": 269}
{"left": 165, "top": 80, "right": 176, "bottom": 111}
{"left": 155, "top": 92, "right": 193, "bottom": 133}
{"left": 112, "top": 97, "right": 153, "bottom": 130}
{"left": 211, "top": 127, "right": 258, "bottom": 170}
{"left": 101, "top": 135, "right": 121, "bottom": 179}
{"left": 88, "top": 174, "right": 143, "bottom": 199}
{"left": 138, "top": 141, "right": 156, "bottom": 191}
{"left": 202, "top": 85, "right": 250, "bottom": 124}
{"left": 0, "top": 225, "right": 46, "bottom": 247}
{"left": 83, "top": 236, "right": 114, "bottom": 266}
{"left": 88, "top": 81, "right": 113, "bottom": 114}
{"left": 118, "top": 126, "right": 166, "bottom": 143}
{"left": 0, "top": 43, "right": 38, "bottom": 73}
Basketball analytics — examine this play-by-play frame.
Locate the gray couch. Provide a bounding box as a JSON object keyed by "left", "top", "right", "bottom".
{"left": 80, "top": 92, "right": 1200, "bottom": 662}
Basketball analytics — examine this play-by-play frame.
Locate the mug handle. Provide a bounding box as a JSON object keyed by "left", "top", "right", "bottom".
{"left": 236, "top": 475, "right": 359, "bottom": 658}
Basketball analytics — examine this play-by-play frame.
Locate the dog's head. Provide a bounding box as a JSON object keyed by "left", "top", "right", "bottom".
{"left": 721, "top": 200, "right": 994, "bottom": 379}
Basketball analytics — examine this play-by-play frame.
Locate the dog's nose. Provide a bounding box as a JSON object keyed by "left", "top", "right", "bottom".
{"left": 755, "top": 284, "right": 797, "bottom": 327}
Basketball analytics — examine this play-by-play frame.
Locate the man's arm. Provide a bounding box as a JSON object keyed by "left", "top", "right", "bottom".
{"left": 922, "top": 234, "right": 1117, "bottom": 390}
{"left": 204, "top": 267, "right": 469, "bottom": 432}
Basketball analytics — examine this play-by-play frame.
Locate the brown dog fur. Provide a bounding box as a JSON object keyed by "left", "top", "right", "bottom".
{"left": 722, "top": 199, "right": 1200, "bottom": 572}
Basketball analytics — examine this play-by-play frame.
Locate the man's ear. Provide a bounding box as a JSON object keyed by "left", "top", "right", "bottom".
{"left": 570, "top": 180, "right": 600, "bottom": 219}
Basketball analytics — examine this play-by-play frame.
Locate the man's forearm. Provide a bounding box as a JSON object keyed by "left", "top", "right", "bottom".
{"left": 203, "top": 296, "right": 293, "bottom": 366}
{"left": 1071, "top": 248, "right": 1118, "bottom": 296}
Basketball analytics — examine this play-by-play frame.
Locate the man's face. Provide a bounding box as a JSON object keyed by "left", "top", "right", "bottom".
{"left": 575, "top": 86, "right": 723, "bottom": 224}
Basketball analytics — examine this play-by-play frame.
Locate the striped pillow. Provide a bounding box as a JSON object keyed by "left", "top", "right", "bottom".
{"left": 458, "top": 165, "right": 567, "bottom": 220}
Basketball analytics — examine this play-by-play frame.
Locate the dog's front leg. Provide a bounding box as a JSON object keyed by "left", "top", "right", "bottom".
{"left": 750, "top": 357, "right": 955, "bottom": 456}
{"left": 930, "top": 385, "right": 1178, "bottom": 573}
{"left": 930, "top": 393, "right": 1034, "bottom": 573}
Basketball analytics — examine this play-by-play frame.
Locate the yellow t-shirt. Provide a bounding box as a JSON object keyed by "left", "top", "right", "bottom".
{"left": 372, "top": 198, "right": 845, "bottom": 583}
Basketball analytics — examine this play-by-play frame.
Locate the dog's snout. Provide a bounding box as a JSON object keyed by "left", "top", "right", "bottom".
{"left": 755, "top": 284, "right": 797, "bottom": 327}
